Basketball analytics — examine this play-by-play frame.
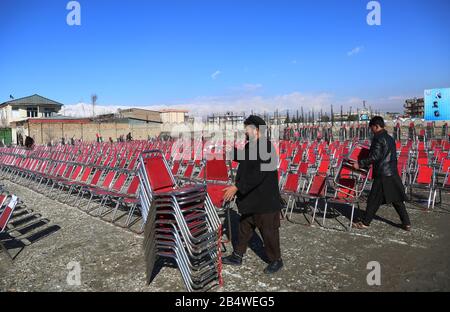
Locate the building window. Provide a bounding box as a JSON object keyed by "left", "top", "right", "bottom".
{"left": 27, "top": 107, "right": 38, "bottom": 118}
{"left": 43, "top": 108, "right": 53, "bottom": 117}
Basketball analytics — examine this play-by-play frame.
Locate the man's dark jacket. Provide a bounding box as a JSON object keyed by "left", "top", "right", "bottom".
{"left": 358, "top": 129, "right": 407, "bottom": 204}
{"left": 231, "top": 137, "right": 282, "bottom": 215}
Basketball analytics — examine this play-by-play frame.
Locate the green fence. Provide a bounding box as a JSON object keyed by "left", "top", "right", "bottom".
{"left": 0, "top": 128, "right": 12, "bottom": 145}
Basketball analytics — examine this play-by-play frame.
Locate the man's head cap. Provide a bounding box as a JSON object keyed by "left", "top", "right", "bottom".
{"left": 244, "top": 115, "right": 266, "bottom": 129}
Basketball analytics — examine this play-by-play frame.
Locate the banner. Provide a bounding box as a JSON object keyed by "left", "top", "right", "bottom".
{"left": 424, "top": 88, "right": 450, "bottom": 121}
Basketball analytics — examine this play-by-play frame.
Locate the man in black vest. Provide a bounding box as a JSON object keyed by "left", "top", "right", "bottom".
{"left": 222, "top": 115, "right": 283, "bottom": 274}
{"left": 350, "top": 116, "right": 411, "bottom": 230}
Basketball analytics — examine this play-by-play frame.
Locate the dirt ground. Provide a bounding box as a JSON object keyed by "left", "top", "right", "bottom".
{"left": 1, "top": 177, "right": 449, "bottom": 292}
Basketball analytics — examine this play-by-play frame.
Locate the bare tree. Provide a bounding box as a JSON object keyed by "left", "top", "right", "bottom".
{"left": 91, "top": 94, "right": 98, "bottom": 117}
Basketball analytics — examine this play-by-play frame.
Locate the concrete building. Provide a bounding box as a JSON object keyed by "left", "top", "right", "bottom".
{"left": 404, "top": 97, "right": 424, "bottom": 118}
{"left": 160, "top": 109, "right": 189, "bottom": 132}
{"left": 0, "top": 94, "right": 63, "bottom": 127}
{"left": 160, "top": 109, "right": 188, "bottom": 124}
{"left": 0, "top": 94, "right": 63, "bottom": 145}
{"left": 206, "top": 112, "right": 246, "bottom": 131}
{"left": 117, "top": 108, "right": 162, "bottom": 123}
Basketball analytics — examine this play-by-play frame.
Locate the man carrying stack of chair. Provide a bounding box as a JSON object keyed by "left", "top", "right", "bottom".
{"left": 221, "top": 115, "right": 284, "bottom": 275}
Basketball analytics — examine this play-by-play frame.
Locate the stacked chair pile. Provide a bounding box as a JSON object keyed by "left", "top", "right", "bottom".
{"left": 138, "top": 150, "right": 222, "bottom": 292}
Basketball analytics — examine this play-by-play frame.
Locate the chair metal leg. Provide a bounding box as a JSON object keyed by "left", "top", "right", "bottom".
{"left": 322, "top": 201, "right": 328, "bottom": 227}
{"left": 0, "top": 241, "right": 14, "bottom": 262}
{"left": 288, "top": 197, "right": 298, "bottom": 220}
{"left": 432, "top": 190, "right": 437, "bottom": 210}
{"left": 349, "top": 204, "right": 355, "bottom": 231}
{"left": 310, "top": 198, "right": 319, "bottom": 226}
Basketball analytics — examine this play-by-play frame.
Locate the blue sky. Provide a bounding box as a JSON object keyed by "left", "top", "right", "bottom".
{"left": 0, "top": 0, "right": 449, "bottom": 115}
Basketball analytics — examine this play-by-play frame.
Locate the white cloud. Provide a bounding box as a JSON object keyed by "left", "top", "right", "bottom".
{"left": 347, "top": 46, "right": 364, "bottom": 56}
{"left": 62, "top": 92, "right": 333, "bottom": 118}
{"left": 61, "top": 91, "right": 416, "bottom": 118}
{"left": 211, "top": 70, "right": 221, "bottom": 80}
{"left": 61, "top": 102, "right": 122, "bottom": 117}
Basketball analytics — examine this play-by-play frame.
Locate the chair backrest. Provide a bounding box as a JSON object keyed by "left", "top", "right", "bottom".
{"left": 57, "top": 163, "right": 68, "bottom": 177}
{"left": 416, "top": 165, "right": 433, "bottom": 184}
{"left": 308, "top": 174, "right": 327, "bottom": 197}
{"left": 101, "top": 171, "right": 116, "bottom": 189}
{"left": 183, "top": 164, "right": 194, "bottom": 179}
{"left": 340, "top": 163, "right": 353, "bottom": 178}
{"left": 171, "top": 161, "right": 181, "bottom": 175}
{"left": 118, "top": 158, "right": 127, "bottom": 169}
{"left": 0, "top": 195, "right": 18, "bottom": 232}
{"left": 51, "top": 163, "right": 62, "bottom": 175}
{"left": 126, "top": 176, "right": 140, "bottom": 195}
{"left": 206, "top": 159, "right": 229, "bottom": 182}
{"left": 89, "top": 169, "right": 103, "bottom": 186}
{"left": 144, "top": 155, "right": 175, "bottom": 191}
{"left": 111, "top": 173, "right": 127, "bottom": 192}
{"left": 79, "top": 167, "right": 93, "bottom": 183}
{"left": 63, "top": 165, "right": 74, "bottom": 179}
{"left": 127, "top": 157, "right": 138, "bottom": 170}
{"left": 441, "top": 159, "right": 450, "bottom": 173}
{"left": 278, "top": 159, "right": 289, "bottom": 173}
{"left": 291, "top": 150, "right": 300, "bottom": 163}
{"left": 70, "top": 166, "right": 83, "bottom": 181}
{"left": 283, "top": 173, "right": 299, "bottom": 193}
{"left": 0, "top": 194, "right": 7, "bottom": 208}
{"left": 317, "top": 160, "right": 330, "bottom": 174}
{"left": 336, "top": 178, "right": 356, "bottom": 199}
{"left": 417, "top": 157, "right": 428, "bottom": 166}
{"left": 298, "top": 162, "right": 309, "bottom": 175}
{"left": 348, "top": 145, "right": 370, "bottom": 162}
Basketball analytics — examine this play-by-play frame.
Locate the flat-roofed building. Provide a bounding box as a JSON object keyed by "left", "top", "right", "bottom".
{"left": 160, "top": 109, "right": 188, "bottom": 124}
{"left": 117, "top": 108, "right": 162, "bottom": 123}
{"left": 404, "top": 97, "right": 424, "bottom": 118}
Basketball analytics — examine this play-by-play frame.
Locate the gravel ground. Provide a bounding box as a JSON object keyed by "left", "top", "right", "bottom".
{"left": 1, "top": 177, "right": 449, "bottom": 292}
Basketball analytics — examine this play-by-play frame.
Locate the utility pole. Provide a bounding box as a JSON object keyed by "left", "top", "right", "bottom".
{"left": 331, "top": 104, "right": 334, "bottom": 127}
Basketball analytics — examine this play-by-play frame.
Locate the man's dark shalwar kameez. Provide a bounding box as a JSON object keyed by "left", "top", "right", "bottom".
{"left": 231, "top": 136, "right": 282, "bottom": 262}
{"left": 358, "top": 129, "right": 411, "bottom": 227}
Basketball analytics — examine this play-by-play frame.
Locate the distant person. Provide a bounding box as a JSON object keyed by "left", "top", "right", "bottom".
{"left": 24, "top": 136, "right": 34, "bottom": 149}
{"left": 126, "top": 132, "right": 132, "bottom": 141}
{"left": 61, "top": 137, "right": 65, "bottom": 145}
{"left": 17, "top": 133, "right": 24, "bottom": 146}
{"left": 442, "top": 123, "right": 448, "bottom": 139}
{"left": 109, "top": 137, "right": 113, "bottom": 144}
{"left": 349, "top": 116, "right": 411, "bottom": 231}
{"left": 70, "top": 136, "right": 75, "bottom": 145}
